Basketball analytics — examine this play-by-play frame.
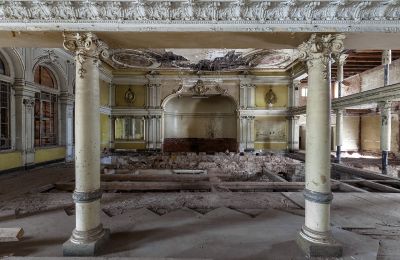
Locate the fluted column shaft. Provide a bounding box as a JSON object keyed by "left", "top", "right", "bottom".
{"left": 63, "top": 32, "right": 109, "bottom": 256}
{"left": 296, "top": 34, "right": 345, "bottom": 258}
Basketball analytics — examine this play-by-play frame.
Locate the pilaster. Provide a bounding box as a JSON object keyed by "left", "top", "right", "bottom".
{"left": 59, "top": 92, "right": 75, "bottom": 162}
{"left": 288, "top": 115, "right": 300, "bottom": 152}
{"left": 14, "top": 82, "right": 36, "bottom": 167}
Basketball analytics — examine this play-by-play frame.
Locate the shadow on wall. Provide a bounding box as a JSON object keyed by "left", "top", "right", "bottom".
{"left": 164, "top": 95, "right": 237, "bottom": 152}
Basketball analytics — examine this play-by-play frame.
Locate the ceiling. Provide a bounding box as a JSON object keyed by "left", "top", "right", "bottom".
{"left": 332, "top": 50, "right": 400, "bottom": 80}
{"left": 107, "top": 49, "right": 299, "bottom": 71}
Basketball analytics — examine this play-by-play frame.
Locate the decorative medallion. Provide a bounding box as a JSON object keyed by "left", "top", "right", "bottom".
{"left": 190, "top": 80, "right": 210, "bottom": 96}
{"left": 124, "top": 88, "right": 136, "bottom": 104}
{"left": 265, "top": 88, "right": 277, "bottom": 106}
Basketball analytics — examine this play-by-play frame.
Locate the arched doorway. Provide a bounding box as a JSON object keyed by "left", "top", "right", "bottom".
{"left": 163, "top": 95, "right": 237, "bottom": 152}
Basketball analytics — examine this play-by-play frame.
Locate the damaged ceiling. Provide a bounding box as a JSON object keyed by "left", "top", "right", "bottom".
{"left": 107, "top": 49, "right": 299, "bottom": 71}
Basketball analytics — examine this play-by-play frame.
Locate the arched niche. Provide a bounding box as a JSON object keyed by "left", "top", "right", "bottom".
{"left": 164, "top": 95, "right": 237, "bottom": 152}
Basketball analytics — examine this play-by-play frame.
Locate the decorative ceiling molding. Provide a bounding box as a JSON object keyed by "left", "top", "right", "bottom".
{"left": 109, "top": 49, "right": 297, "bottom": 71}
{"left": 0, "top": 1, "right": 399, "bottom": 32}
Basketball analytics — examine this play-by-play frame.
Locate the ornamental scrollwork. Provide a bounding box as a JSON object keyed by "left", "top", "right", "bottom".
{"left": 190, "top": 80, "right": 210, "bottom": 96}
{"left": 0, "top": 1, "right": 399, "bottom": 24}
{"left": 298, "top": 33, "right": 345, "bottom": 78}
{"left": 63, "top": 32, "right": 109, "bottom": 78}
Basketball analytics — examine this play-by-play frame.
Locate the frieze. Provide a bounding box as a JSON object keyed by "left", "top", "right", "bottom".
{"left": 0, "top": 1, "right": 399, "bottom": 32}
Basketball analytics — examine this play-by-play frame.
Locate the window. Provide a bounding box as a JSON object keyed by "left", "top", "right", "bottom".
{"left": 301, "top": 87, "right": 308, "bottom": 97}
{"left": 0, "top": 81, "right": 10, "bottom": 150}
{"left": 34, "top": 65, "right": 56, "bottom": 89}
{"left": 34, "top": 92, "right": 58, "bottom": 146}
{"left": 115, "top": 117, "right": 144, "bottom": 141}
{"left": 0, "top": 58, "right": 5, "bottom": 75}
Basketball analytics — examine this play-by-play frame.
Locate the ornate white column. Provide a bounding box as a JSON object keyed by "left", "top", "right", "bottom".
{"left": 63, "top": 32, "right": 109, "bottom": 256}
{"left": 379, "top": 101, "right": 392, "bottom": 175}
{"left": 296, "top": 34, "right": 345, "bottom": 258}
{"left": 334, "top": 54, "right": 347, "bottom": 163}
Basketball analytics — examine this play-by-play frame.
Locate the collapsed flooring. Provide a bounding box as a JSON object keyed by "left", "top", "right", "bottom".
{"left": 1, "top": 153, "right": 400, "bottom": 259}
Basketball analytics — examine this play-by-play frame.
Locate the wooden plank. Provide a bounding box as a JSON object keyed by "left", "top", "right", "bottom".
{"left": 331, "top": 180, "right": 369, "bottom": 193}
{"left": 101, "top": 174, "right": 210, "bottom": 182}
{"left": 221, "top": 182, "right": 340, "bottom": 191}
{"left": 101, "top": 173, "right": 234, "bottom": 182}
{"left": 262, "top": 168, "right": 288, "bottom": 182}
{"left": 55, "top": 181, "right": 212, "bottom": 191}
{"left": 0, "top": 227, "right": 24, "bottom": 242}
{"left": 359, "top": 180, "right": 400, "bottom": 193}
{"left": 332, "top": 163, "right": 400, "bottom": 181}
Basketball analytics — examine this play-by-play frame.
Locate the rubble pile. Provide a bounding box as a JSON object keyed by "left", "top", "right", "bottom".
{"left": 110, "top": 152, "right": 302, "bottom": 177}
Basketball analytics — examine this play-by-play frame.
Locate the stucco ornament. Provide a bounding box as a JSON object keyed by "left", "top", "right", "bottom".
{"left": 63, "top": 32, "right": 109, "bottom": 78}
{"left": 298, "top": 34, "right": 345, "bottom": 78}
{"left": 0, "top": 1, "right": 399, "bottom": 32}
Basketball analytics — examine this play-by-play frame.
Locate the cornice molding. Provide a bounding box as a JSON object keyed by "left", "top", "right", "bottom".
{"left": 0, "top": 1, "right": 399, "bottom": 32}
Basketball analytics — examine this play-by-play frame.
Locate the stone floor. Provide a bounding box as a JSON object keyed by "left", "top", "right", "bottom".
{"left": 1, "top": 163, "right": 400, "bottom": 259}
{"left": 0, "top": 204, "right": 379, "bottom": 259}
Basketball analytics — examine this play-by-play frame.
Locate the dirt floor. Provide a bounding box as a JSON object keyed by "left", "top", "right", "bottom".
{"left": 1, "top": 161, "right": 400, "bottom": 259}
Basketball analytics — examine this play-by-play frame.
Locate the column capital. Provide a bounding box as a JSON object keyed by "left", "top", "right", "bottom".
{"left": 298, "top": 34, "right": 345, "bottom": 71}
{"left": 382, "top": 50, "right": 392, "bottom": 65}
{"left": 378, "top": 100, "right": 392, "bottom": 111}
{"left": 335, "top": 53, "right": 348, "bottom": 67}
{"left": 63, "top": 32, "right": 109, "bottom": 78}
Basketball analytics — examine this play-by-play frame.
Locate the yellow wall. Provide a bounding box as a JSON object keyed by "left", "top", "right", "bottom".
{"left": 254, "top": 116, "right": 288, "bottom": 150}
{"left": 0, "top": 151, "right": 23, "bottom": 171}
{"left": 100, "top": 113, "right": 110, "bottom": 150}
{"left": 115, "top": 85, "right": 146, "bottom": 107}
{"left": 255, "top": 85, "right": 288, "bottom": 108}
{"left": 100, "top": 80, "right": 110, "bottom": 107}
{"left": 255, "top": 142, "right": 287, "bottom": 150}
{"left": 361, "top": 115, "right": 399, "bottom": 153}
{"left": 34, "top": 147, "right": 66, "bottom": 164}
{"left": 115, "top": 142, "right": 146, "bottom": 150}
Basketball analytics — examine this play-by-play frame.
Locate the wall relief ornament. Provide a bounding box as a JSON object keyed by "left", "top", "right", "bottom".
{"left": 124, "top": 88, "right": 136, "bottom": 104}
{"left": 1, "top": 1, "right": 399, "bottom": 32}
{"left": 63, "top": 32, "right": 109, "bottom": 78}
{"left": 265, "top": 88, "right": 277, "bottom": 106}
{"left": 190, "top": 80, "right": 210, "bottom": 96}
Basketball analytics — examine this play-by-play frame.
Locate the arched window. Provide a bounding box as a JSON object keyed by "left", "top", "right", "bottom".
{"left": 33, "top": 65, "right": 58, "bottom": 146}
{"left": 0, "top": 57, "right": 10, "bottom": 150}
{"left": 0, "top": 58, "right": 6, "bottom": 75}
{"left": 34, "top": 65, "right": 56, "bottom": 89}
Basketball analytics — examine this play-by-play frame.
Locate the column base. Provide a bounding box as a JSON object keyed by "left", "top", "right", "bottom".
{"left": 63, "top": 227, "right": 110, "bottom": 256}
{"left": 296, "top": 226, "right": 343, "bottom": 258}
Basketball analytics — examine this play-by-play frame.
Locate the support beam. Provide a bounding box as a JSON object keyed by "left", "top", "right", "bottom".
{"left": 296, "top": 34, "right": 344, "bottom": 258}
{"left": 0, "top": 228, "right": 24, "bottom": 242}
{"left": 62, "top": 32, "right": 110, "bottom": 257}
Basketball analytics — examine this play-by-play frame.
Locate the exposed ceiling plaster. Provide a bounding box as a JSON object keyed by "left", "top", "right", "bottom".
{"left": 107, "top": 48, "right": 299, "bottom": 71}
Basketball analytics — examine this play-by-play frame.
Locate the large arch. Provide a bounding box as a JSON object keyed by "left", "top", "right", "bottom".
{"left": 0, "top": 48, "right": 25, "bottom": 82}
{"left": 163, "top": 95, "right": 238, "bottom": 152}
